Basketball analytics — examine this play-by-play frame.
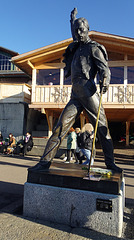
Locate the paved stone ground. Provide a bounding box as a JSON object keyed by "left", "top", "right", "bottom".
{"left": 0, "top": 145, "right": 134, "bottom": 240}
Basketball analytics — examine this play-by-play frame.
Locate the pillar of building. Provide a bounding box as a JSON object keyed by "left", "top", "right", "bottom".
{"left": 32, "top": 68, "right": 36, "bottom": 103}
{"left": 45, "top": 109, "right": 54, "bottom": 137}
{"left": 60, "top": 68, "right": 64, "bottom": 85}
{"left": 126, "top": 121, "right": 130, "bottom": 146}
{"left": 124, "top": 55, "right": 128, "bottom": 102}
{"left": 80, "top": 113, "right": 86, "bottom": 129}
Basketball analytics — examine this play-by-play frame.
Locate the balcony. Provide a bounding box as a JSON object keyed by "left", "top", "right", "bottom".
{"left": 30, "top": 84, "right": 134, "bottom": 109}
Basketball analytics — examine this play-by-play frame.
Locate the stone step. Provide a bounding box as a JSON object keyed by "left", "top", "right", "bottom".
{"left": 32, "top": 137, "right": 67, "bottom": 147}
{"left": 32, "top": 131, "right": 48, "bottom": 137}
{"left": 27, "top": 145, "right": 44, "bottom": 157}
{"left": 27, "top": 137, "right": 67, "bottom": 158}
{"left": 27, "top": 145, "right": 66, "bottom": 158}
{"left": 32, "top": 137, "right": 48, "bottom": 146}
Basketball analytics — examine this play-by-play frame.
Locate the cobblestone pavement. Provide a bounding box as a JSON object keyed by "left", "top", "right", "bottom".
{"left": 0, "top": 146, "right": 134, "bottom": 240}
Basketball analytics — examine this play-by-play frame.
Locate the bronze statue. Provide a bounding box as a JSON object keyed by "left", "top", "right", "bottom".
{"left": 29, "top": 8, "right": 122, "bottom": 173}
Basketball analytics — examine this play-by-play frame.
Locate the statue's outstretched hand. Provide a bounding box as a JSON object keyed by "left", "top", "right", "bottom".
{"left": 70, "top": 8, "right": 78, "bottom": 20}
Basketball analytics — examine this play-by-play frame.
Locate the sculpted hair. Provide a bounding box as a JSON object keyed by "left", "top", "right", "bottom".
{"left": 74, "top": 17, "right": 89, "bottom": 30}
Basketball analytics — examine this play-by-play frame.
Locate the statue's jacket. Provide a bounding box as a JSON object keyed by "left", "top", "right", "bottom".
{"left": 63, "top": 39, "right": 111, "bottom": 98}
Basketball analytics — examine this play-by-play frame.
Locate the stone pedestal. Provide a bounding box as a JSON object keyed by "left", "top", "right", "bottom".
{"left": 23, "top": 162, "right": 124, "bottom": 237}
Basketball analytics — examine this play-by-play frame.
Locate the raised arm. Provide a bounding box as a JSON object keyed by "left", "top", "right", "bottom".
{"left": 70, "top": 8, "right": 78, "bottom": 41}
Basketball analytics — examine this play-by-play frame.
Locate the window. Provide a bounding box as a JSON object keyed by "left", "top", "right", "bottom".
{"left": 37, "top": 69, "right": 60, "bottom": 85}
{"left": 95, "top": 67, "right": 124, "bottom": 84}
{"left": 64, "top": 67, "right": 126, "bottom": 85}
{"left": 110, "top": 67, "right": 124, "bottom": 84}
{"left": 0, "top": 51, "right": 16, "bottom": 71}
{"left": 128, "top": 67, "right": 134, "bottom": 84}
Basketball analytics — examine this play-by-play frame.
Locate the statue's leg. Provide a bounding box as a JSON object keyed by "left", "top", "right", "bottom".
{"left": 80, "top": 91, "right": 122, "bottom": 173}
{"left": 29, "top": 98, "right": 83, "bottom": 171}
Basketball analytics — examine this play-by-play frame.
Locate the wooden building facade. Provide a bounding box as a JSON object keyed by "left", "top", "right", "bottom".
{"left": 12, "top": 31, "right": 134, "bottom": 145}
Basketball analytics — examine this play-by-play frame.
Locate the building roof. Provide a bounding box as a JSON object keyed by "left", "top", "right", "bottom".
{"left": 12, "top": 31, "right": 134, "bottom": 77}
{"left": 0, "top": 46, "right": 18, "bottom": 57}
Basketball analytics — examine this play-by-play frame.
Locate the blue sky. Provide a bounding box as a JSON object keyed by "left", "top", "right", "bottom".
{"left": 1, "top": 0, "right": 134, "bottom": 54}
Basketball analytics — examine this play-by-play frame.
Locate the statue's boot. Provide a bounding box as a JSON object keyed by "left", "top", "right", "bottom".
{"left": 100, "top": 139, "right": 123, "bottom": 173}
{"left": 28, "top": 160, "right": 51, "bottom": 172}
{"left": 106, "top": 162, "right": 123, "bottom": 173}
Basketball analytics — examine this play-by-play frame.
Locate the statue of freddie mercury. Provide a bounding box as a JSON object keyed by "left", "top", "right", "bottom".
{"left": 29, "top": 8, "right": 122, "bottom": 173}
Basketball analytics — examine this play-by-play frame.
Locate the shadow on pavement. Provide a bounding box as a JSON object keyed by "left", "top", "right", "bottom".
{"left": 0, "top": 181, "right": 24, "bottom": 214}
{"left": 0, "top": 149, "right": 134, "bottom": 239}
{"left": 0, "top": 153, "right": 39, "bottom": 161}
{"left": 0, "top": 160, "right": 37, "bottom": 168}
{"left": 123, "top": 207, "right": 134, "bottom": 239}
{"left": 15, "top": 215, "right": 125, "bottom": 240}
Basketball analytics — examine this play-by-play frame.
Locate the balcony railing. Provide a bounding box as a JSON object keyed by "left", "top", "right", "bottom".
{"left": 34, "top": 85, "right": 72, "bottom": 104}
{"left": 32, "top": 84, "right": 134, "bottom": 106}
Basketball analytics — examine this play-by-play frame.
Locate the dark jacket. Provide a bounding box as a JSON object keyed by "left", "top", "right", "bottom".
{"left": 80, "top": 131, "right": 93, "bottom": 150}
{"left": 76, "top": 132, "right": 81, "bottom": 148}
{"left": 24, "top": 136, "right": 33, "bottom": 147}
{"left": 67, "top": 131, "right": 77, "bottom": 150}
{"left": 0, "top": 135, "right": 3, "bottom": 142}
{"left": 63, "top": 40, "right": 110, "bottom": 89}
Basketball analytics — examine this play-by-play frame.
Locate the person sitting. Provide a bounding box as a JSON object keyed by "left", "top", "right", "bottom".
{"left": 75, "top": 127, "right": 86, "bottom": 164}
{"left": 80, "top": 123, "right": 94, "bottom": 166}
{"left": 22, "top": 133, "right": 33, "bottom": 156}
{"left": 0, "top": 131, "right": 3, "bottom": 142}
{"left": 7, "top": 133, "right": 16, "bottom": 155}
{"left": 0, "top": 131, "right": 3, "bottom": 152}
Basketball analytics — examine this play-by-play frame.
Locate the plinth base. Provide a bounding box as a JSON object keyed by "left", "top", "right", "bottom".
{"left": 24, "top": 162, "right": 125, "bottom": 237}
{"left": 27, "top": 161, "right": 123, "bottom": 195}
{"left": 23, "top": 180, "right": 124, "bottom": 237}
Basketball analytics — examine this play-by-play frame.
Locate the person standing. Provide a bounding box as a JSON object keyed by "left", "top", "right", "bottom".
{"left": 65, "top": 127, "right": 78, "bottom": 163}
{"left": 75, "top": 127, "right": 84, "bottom": 164}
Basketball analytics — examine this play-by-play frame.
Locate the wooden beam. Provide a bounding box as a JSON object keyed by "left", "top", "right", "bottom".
{"left": 29, "top": 103, "right": 66, "bottom": 109}
{"left": 34, "top": 62, "right": 65, "bottom": 69}
{"left": 108, "top": 60, "right": 134, "bottom": 67}
{"left": 93, "top": 38, "right": 134, "bottom": 52}
{"left": 80, "top": 113, "right": 86, "bottom": 129}
{"left": 126, "top": 121, "right": 130, "bottom": 146}
{"left": 103, "top": 103, "right": 134, "bottom": 109}
{"left": 26, "top": 58, "right": 134, "bottom": 69}
{"left": 32, "top": 52, "right": 64, "bottom": 65}
{"left": 27, "top": 60, "right": 35, "bottom": 69}
{"left": 127, "top": 113, "right": 134, "bottom": 121}
{"left": 45, "top": 109, "right": 53, "bottom": 137}
{"left": 16, "top": 46, "right": 66, "bottom": 64}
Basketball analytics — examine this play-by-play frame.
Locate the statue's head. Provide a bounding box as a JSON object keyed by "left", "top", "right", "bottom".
{"left": 74, "top": 17, "right": 90, "bottom": 43}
